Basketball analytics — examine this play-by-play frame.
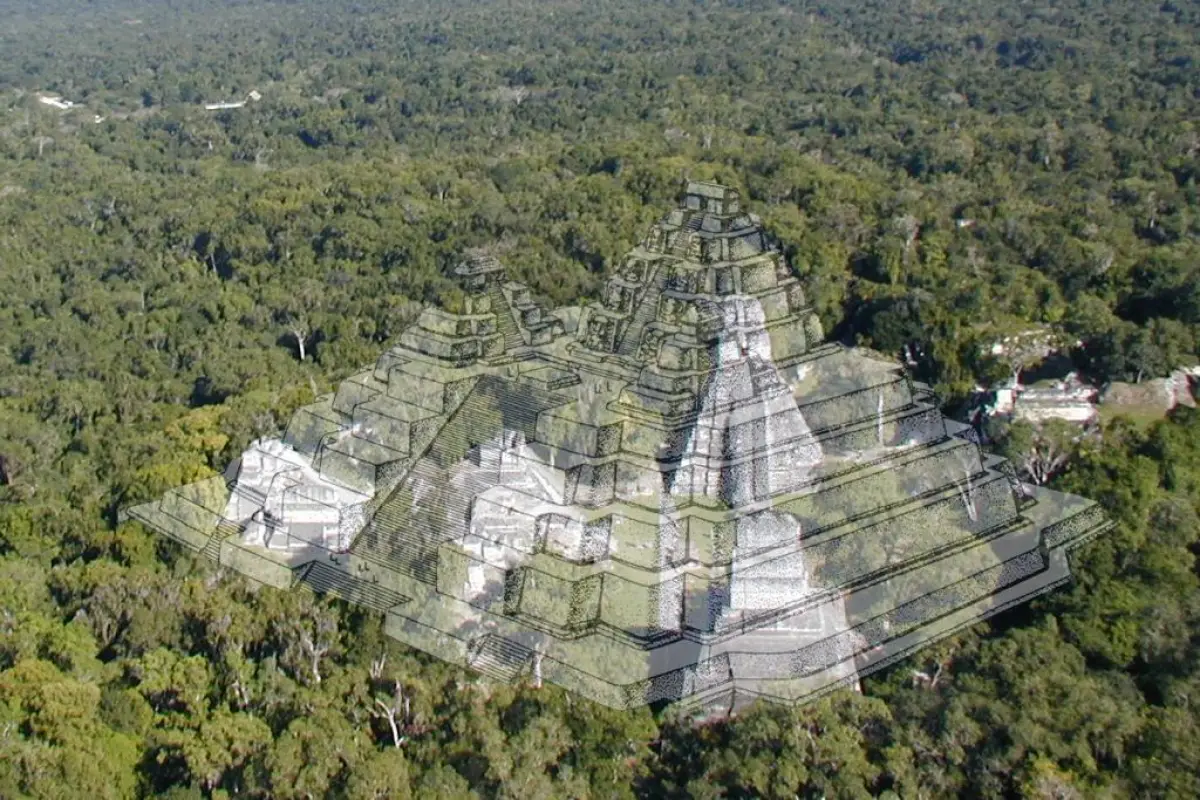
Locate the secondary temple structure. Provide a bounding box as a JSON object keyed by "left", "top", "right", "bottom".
{"left": 128, "top": 182, "right": 1111, "bottom": 714}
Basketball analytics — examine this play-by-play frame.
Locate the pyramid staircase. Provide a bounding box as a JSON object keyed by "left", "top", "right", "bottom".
{"left": 295, "top": 560, "right": 410, "bottom": 613}
{"left": 351, "top": 376, "right": 570, "bottom": 583}
{"left": 202, "top": 520, "right": 243, "bottom": 563}
{"left": 468, "top": 634, "right": 534, "bottom": 682}
{"left": 351, "top": 386, "right": 502, "bottom": 581}
{"left": 616, "top": 266, "right": 664, "bottom": 358}
{"left": 128, "top": 180, "right": 1111, "bottom": 713}
{"left": 487, "top": 283, "right": 526, "bottom": 353}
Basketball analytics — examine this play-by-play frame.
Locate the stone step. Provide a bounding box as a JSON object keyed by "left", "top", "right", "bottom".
{"left": 468, "top": 635, "right": 533, "bottom": 682}
{"left": 202, "top": 521, "right": 243, "bottom": 563}
{"left": 295, "top": 561, "right": 410, "bottom": 614}
{"left": 488, "top": 284, "right": 526, "bottom": 352}
{"left": 351, "top": 387, "right": 505, "bottom": 581}
{"left": 615, "top": 265, "right": 664, "bottom": 357}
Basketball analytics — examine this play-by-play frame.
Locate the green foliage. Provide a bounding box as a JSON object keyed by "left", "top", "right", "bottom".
{"left": 1, "top": 0, "right": 1199, "bottom": 796}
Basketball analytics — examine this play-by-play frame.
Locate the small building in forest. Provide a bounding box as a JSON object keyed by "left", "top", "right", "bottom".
{"left": 204, "top": 90, "right": 261, "bottom": 111}
{"left": 37, "top": 94, "right": 75, "bottom": 110}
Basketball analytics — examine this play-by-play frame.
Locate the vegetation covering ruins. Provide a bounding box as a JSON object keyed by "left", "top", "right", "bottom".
{"left": 1, "top": 0, "right": 1199, "bottom": 797}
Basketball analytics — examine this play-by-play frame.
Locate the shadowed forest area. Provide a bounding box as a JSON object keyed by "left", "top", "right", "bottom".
{"left": 1, "top": 0, "right": 1199, "bottom": 796}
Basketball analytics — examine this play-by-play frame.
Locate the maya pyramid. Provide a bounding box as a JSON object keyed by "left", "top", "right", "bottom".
{"left": 128, "top": 181, "right": 1111, "bottom": 714}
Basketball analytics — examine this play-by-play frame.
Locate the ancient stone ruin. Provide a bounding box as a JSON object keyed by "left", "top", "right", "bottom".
{"left": 127, "top": 182, "right": 1111, "bottom": 714}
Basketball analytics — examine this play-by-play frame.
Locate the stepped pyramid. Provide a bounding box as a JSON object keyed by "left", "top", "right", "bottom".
{"left": 126, "top": 182, "right": 1111, "bottom": 713}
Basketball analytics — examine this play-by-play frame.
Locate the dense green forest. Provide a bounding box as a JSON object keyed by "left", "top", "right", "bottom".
{"left": 1, "top": 0, "right": 1199, "bottom": 796}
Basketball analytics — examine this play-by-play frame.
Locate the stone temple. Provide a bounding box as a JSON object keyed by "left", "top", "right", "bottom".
{"left": 127, "top": 182, "right": 1110, "bottom": 714}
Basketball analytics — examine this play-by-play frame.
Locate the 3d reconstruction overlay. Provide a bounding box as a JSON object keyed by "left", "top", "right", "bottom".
{"left": 127, "top": 183, "right": 1111, "bottom": 714}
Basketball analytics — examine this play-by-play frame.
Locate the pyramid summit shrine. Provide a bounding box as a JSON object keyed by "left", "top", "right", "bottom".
{"left": 127, "top": 181, "right": 1111, "bottom": 714}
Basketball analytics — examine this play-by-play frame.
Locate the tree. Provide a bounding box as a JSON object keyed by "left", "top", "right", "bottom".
{"left": 345, "top": 748, "right": 414, "bottom": 800}
{"left": 270, "top": 593, "right": 341, "bottom": 686}
{"left": 372, "top": 679, "right": 414, "bottom": 749}
{"left": 158, "top": 709, "right": 272, "bottom": 792}
{"left": 0, "top": 659, "right": 141, "bottom": 799}
{"left": 992, "top": 418, "right": 1084, "bottom": 486}
{"left": 267, "top": 709, "right": 365, "bottom": 800}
